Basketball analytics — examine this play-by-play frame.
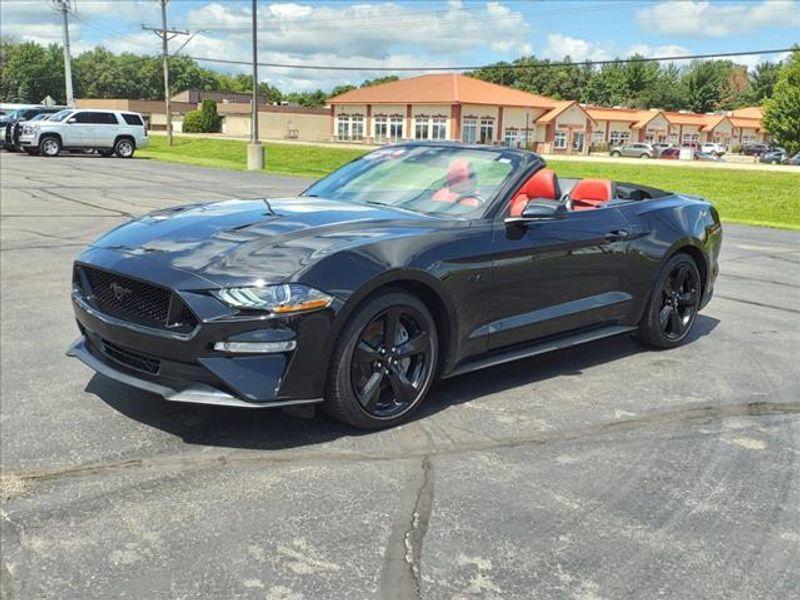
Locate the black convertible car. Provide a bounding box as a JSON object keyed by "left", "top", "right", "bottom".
{"left": 68, "top": 143, "right": 721, "bottom": 429}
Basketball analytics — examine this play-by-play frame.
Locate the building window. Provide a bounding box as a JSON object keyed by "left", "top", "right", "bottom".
{"left": 572, "top": 131, "right": 585, "bottom": 151}
{"left": 389, "top": 116, "right": 404, "bottom": 142}
{"left": 682, "top": 133, "right": 699, "bottom": 144}
{"left": 504, "top": 128, "right": 518, "bottom": 147}
{"left": 431, "top": 117, "right": 447, "bottom": 140}
{"left": 351, "top": 115, "right": 364, "bottom": 141}
{"left": 592, "top": 130, "right": 606, "bottom": 143}
{"left": 415, "top": 116, "right": 430, "bottom": 140}
{"left": 609, "top": 130, "right": 630, "bottom": 146}
{"left": 374, "top": 116, "right": 387, "bottom": 142}
{"left": 669, "top": 132, "right": 679, "bottom": 144}
{"left": 462, "top": 118, "right": 477, "bottom": 143}
{"left": 479, "top": 118, "right": 494, "bottom": 144}
{"left": 337, "top": 115, "right": 350, "bottom": 141}
{"left": 554, "top": 130, "right": 567, "bottom": 149}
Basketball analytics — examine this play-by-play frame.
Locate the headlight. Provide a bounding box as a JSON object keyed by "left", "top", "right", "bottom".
{"left": 213, "top": 284, "right": 333, "bottom": 314}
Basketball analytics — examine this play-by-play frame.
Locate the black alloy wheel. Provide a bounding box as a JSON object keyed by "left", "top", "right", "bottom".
{"left": 659, "top": 262, "right": 699, "bottom": 341}
{"left": 326, "top": 291, "right": 438, "bottom": 429}
{"left": 637, "top": 253, "right": 701, "bottom": 348}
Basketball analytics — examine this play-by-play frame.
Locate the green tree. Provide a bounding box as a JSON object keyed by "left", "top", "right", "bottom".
{"left": 181, "top": 98, "right": 222, "bottom": 133}
{"left": 360, "top": 75, "right": 399, "bottom": 88}
{"left": 330, "top": 84, "right": 356, "bottom": 98}
{"left": 681, "top": 60, "right": 725, "bottom": 112}
{"left": 746, "top": 61, "right": 782, "bottom": 104}
{"left": 762, "top": 49, "right": 800, "bottom": 154}
{"left": 0, "top": 41, "right": 64, "bottom": 103}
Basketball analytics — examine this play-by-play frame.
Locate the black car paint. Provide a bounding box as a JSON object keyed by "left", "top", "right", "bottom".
{"left": 71, "top": 143, "right": 721, "bottom": 406}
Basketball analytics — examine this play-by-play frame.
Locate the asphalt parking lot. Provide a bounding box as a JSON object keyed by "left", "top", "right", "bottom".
{"left": 2, "top": 151, "right": 799, "bottom": 599}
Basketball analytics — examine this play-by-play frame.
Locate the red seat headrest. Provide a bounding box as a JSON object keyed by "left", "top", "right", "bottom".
{"left": 570, "top": 179, "right": 613, "bottom": 211}
{"left": 509, "top": 168, "right": 561, "bottom": 217}
{"left": 445, "top": 158, "right": 474, "bottom": 188}
{"left": 571, "top": 179, "right": 612, "bottom": 202}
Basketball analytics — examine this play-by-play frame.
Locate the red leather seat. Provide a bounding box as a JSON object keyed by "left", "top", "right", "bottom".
{"left": 433, "top": 159, "right": 479, "bottom": 206}
{"left": 570, "top": 179, "right": 613, "bottom": 211}
{"left": 509, "top": 168, "right": 562, "bottom": 217}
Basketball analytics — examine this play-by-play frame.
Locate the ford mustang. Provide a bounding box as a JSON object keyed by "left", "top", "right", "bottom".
{"left": 68, "top": 143, "right": 722, "bottom": 429}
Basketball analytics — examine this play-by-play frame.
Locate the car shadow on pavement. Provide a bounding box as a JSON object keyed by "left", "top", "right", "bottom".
{"left": 85, "top": 315, "right": 720, "bottom": 451}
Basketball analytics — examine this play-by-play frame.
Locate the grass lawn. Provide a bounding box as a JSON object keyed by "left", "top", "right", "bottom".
{"left": 139, "top": 135, "right": 366, "bottom": 179}
{"left": 139, "top": 136, "right": 800, "bottom": 229}
{"left": 548, "top": 160, "right": 800, "bottom": 230}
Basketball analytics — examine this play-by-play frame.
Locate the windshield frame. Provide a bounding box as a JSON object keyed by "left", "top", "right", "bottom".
{"left": 302, "top": 143, "right": 543, "bottom": 221}
{"left": 47, "top": 109, "right": 74, "bottom": 122}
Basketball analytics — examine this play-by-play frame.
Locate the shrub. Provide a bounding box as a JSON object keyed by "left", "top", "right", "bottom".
{"left": 731, "top": 143, "right": 743, "bottom": 154}
{"left": 182, "top": 99, "right": 222, "bottom": 133}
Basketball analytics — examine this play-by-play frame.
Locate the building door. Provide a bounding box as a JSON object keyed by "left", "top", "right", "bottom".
{"left": 572, "top": 131, "right": 585, "bottom": 153}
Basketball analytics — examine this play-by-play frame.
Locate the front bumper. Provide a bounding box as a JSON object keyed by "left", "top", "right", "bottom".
{"left": 68, "top": 336, "right": 319, "bottom": 408}
{"left": 18, "top": 131, "right": 38, "bottom": 148}
{"left": 68, "top": 252, "right": 336, "bottom": 409}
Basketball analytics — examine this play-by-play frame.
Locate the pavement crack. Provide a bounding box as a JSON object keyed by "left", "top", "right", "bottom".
{"left": 380, "top": 456, "right": 434, "bottom": 600}
{"left": 2, "top": 399, "right": 798, "bottom": 500}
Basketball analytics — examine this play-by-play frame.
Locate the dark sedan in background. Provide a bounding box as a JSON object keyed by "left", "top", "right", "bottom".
{"left": 68, "top": 143, "right": 721, "bottom": 429}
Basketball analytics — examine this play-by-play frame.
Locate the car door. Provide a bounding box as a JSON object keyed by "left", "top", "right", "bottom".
{"left": 66, "top": 111, "right": 94, "bottom": 146}
{"left": 487, "top": 206, "right": 639, "bottom": 351}
{"left": 93, "top": 112, "right": 119, "bottom": 147}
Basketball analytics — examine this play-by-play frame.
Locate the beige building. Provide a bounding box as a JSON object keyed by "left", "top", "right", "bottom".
{"left": 328, "top": 73, "right": 597, "bottom": 154}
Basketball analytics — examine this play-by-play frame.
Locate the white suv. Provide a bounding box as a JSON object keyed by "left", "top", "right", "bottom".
{"left": 19, "top": 109, "right": 148, "bottom": 158}
{"left": 700, "top": 142, "right": 726, "bottom": 156}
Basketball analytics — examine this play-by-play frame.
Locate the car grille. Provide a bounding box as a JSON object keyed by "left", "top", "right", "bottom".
{"left": 75, "top": 265, "right": 197, "bottom": 333}
{"left": 101, "top": 339, "right": 161, "bottom": 374}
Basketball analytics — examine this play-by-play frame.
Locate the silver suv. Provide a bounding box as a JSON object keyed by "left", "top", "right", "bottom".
{"left": 19, "top": 109, "right": 148, "bottom": 158}
{"left": 609, "top": 142, "right": 654, "bottom": 158}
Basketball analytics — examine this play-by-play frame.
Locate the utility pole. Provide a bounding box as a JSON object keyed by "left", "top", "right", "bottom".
{"left": 143, "top": 0, "right": 187, "bottom": 146}
{"left": 247, "top": 0, "right": 264, "bottom": 170}
{"left": 51, "top": 0, "right": 75, "bottom": 107}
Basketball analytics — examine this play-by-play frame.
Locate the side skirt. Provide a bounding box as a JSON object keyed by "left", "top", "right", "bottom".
{"left": 444, "top": 324, "right": 637, "bottom": 378}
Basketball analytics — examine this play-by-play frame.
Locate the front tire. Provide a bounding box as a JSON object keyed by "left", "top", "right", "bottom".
{"left": 636, "top": 254, "right": 701, "bottom": 349}
{"left": 325, "top": 291, "right": 438, "bottom": 429}
{"left": 39, "top": 136, "right": 61, "bottom": 157}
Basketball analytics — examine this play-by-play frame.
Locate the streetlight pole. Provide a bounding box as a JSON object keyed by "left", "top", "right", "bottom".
{"left": 247, "top": 0, "right": 265, "bottom": 170}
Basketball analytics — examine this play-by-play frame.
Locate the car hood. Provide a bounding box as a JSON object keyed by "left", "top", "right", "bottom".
{"left": 89, "top": 197, "right": 449, "bottom": 285}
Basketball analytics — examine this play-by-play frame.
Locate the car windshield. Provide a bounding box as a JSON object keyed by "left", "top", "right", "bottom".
{"left": 48, "top": 109, "right": 72, "bottom": 122}
{"left": 303, "top": 145, "right": 524, "bottom": 218}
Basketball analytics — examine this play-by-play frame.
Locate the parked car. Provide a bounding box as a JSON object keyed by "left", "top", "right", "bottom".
{"left": 695, "top": 151, "right": 723, "bottom": 161}
{"left": 3, "top": 106, "right": 65, "bottom": 151}
{"left": 786, "top": 153, "right": 800, "bottom": 166}
{"left": 651, "top": 142, "right": 672, "bottom": 157}
{"left": 67, "top": 142, "right": 722, "bottom": 429}
{"left": 701, "top": 142, "right": 726, "bottom": 156}
{"left": 759, "top": 150, "right": 788, "bottom": 164}
{"left": 742, "top": 143, "right": 770, "bottom": 156}
{"left": 681, "top": 141, "right": 701, "bottom": 152}
{"left": 659, "top": 148, "right": 680, "bottom": 160}
{"left": 18, "top": 108, "right": 148, "bottom": 158}
{"left": 610, "top": 142, "right": 654, "bottom": 158}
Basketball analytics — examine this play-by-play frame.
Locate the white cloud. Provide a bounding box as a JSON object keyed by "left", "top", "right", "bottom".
{"left": 636, "top": 0, "right": 800, "bottom": 38}
{"left": 543, "top": 34, "right": 611, "bottom": 62}
{"left": 183, "top": 1, "right": 533, "bottom": 60}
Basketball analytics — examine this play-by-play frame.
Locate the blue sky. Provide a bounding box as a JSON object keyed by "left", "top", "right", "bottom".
{"left": 3, "top": 0, "right": 798, "bottom": 91}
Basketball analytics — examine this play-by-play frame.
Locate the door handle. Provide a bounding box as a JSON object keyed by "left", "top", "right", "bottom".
{"left": 604, "top": 229, "right": 631, "bottom": 241}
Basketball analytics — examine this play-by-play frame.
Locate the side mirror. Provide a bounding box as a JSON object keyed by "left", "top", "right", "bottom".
{"left": 67, "top": 117, "right": 77, "bottom": 124}
{"left": 506, "top": 199, "right": 567, "bottom": 224}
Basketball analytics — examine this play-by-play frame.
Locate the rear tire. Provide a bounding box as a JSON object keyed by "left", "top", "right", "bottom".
{"left": 324, "top": 291, "right": 438, "bottom": 429}
{"left": 39, "top": 136, "right": 61, "bottom": 157}
{"left": 636, "top": 253, "right": 701, "bottom": 349}
{"left": 114, "top": 138, "right": 135, "bottom": 158}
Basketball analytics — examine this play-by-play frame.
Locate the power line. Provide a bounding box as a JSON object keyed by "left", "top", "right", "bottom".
{"left": 184, "top": 47, "right": 795, "bottom": 73}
